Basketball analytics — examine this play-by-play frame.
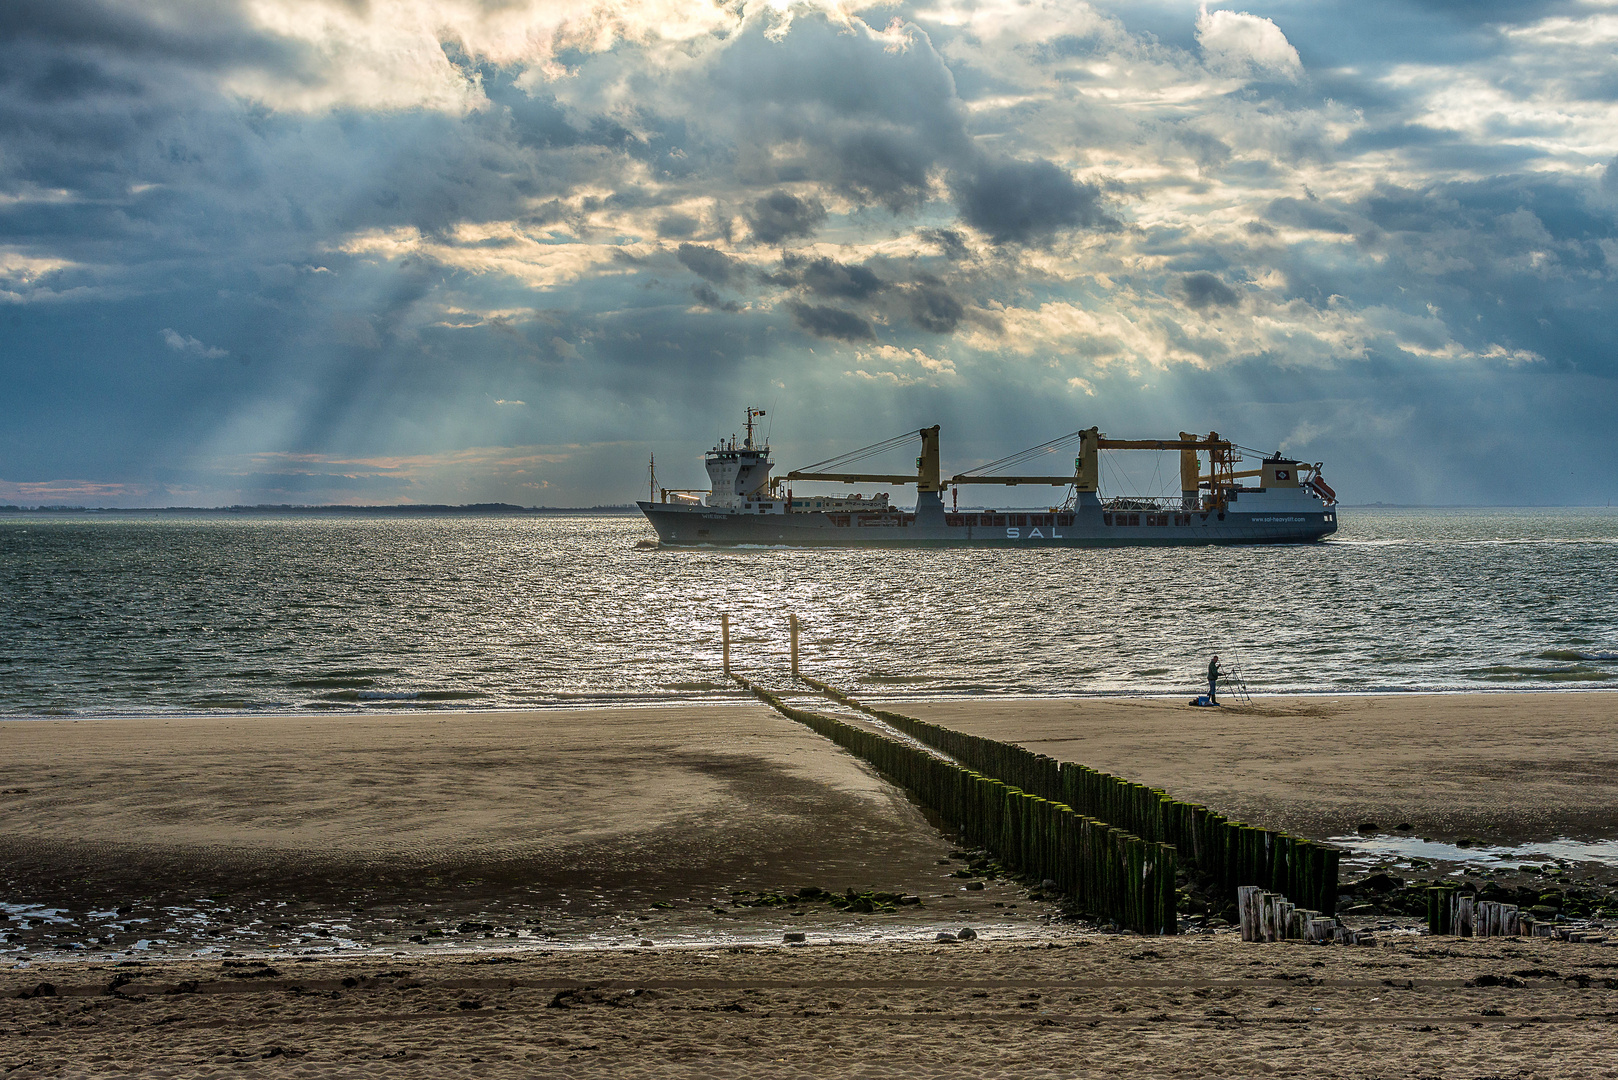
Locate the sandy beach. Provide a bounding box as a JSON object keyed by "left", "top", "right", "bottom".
{"left": 6, "top": 934, "right": 1618, "bottom": 1077}
{"left": 4, "top": 692, "right": 1618, "bottom": 1076}
{"left": 896, "top": 692, "right": 1618, "bottom": 844}
{"left": 0, "top": 704, "right": 1044, "bottom": 956}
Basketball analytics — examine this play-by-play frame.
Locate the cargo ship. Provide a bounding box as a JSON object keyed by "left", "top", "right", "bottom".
{"left": 639, "top": 409, "right": 1337, "bottom": 547}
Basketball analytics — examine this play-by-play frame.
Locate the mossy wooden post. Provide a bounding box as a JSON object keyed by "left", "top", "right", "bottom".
{"left": 789, "top": 614, "right": 800, "bottom": 676}
{"left": 722, "top": 613, "right": 731, "bottom": 677}
{"left": 1427, "top": 886, "right": 1458, "bottom": 935}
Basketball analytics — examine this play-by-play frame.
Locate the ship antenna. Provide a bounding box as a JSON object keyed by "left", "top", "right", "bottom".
{"left": 648, "top": 452, "right": 657, "bottom": 503}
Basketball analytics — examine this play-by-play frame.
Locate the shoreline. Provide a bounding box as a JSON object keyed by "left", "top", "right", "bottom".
{"left": 4, "top": 685, "right": 1616, "bottom": 723}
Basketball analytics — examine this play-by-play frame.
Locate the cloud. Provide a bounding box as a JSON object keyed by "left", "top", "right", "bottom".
{"left": 690, "top": 282, "right": 741, "bottom": 311}
{"left": 905, "top": 280, "right": 966, "bottom": 333}
{"left": 949, "top": 157, "right": 1114, "bottom": 244}
{"left": 675, "top": 243, "right": 743, "bottom": 285}
{"left": 744, "top": 190, "right": 828, "bottom": 244}
{"left": 711, "top": 13, "right": 968, "bottom": 213}
{"left": 1196, "top": 4, "right": 1303, "bottom": 81}
{"left": 856, "top": 343, "right": 956, "bottom": 377}
{"left": 656, "top": 211, "right": 702, "bottom": 238}
{"left": 767, "top": 252, "right": 885, "bottom": 299}
{"left": 1177, "top": 272, "right": 1241, "bottom": 311}
{"left": 160, "top": 327, "right": 227, "bottom": 358}
{"left": 786, "top": 300, "right": 876, "bottom": 341}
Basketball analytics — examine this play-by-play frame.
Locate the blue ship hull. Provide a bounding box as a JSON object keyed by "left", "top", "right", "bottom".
{"left": 639, "top": 492, "right": 1336, "bottom": 547}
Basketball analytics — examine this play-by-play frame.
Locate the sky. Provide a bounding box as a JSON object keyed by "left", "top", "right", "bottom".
{"left": 3, "top": 0, "right": 1617, "bottom": 507}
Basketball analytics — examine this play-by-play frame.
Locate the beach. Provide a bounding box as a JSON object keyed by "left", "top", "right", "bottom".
{"left": 6, "top": 933, "right": 1618, "bottom": 1077}
{"left": 897, "top": 692, "right": 1618, "bottom": 846}
{"left": 3, "top": 692, "right": 1618, "bottom": 1076}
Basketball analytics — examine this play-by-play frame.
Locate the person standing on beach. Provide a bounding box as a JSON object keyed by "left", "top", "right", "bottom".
{"left": 1207, "top": 655, "right": 1223, "bottom": 705}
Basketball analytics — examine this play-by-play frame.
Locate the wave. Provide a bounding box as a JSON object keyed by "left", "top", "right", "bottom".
{"left": 316, "top": 689, "right": 488, "bottom": 702}
{"left": 1537, "top": 650, "right": 1618, "bottom": 663}
{"left": 1472, "top": 664, "right": 1613, "bottom": 682}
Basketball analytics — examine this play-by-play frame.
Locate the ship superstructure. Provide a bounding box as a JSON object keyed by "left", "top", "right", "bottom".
{"left": 640, "top": 411, "right": 1337, "bottom": 547}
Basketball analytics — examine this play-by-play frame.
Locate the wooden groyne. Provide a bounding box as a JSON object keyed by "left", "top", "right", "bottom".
{"left": 730, "top": 672, "right": 1179, "bottom": 935}
{"left": 1426, "top": 887, "right": 1548, "bottom": 937}
{"left": 796, "top": 674, "right": 1338, "bottom": 917}
{"left": 1238, "top": 886, "right": 1361, "bottom": 944}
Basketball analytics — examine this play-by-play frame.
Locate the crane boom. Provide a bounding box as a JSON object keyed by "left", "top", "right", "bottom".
{"left": 781, "top": 426, "right": 943, "bottom": 492}
{"left": 784, "top": 472, "right": 919, "bottom": 485}
{"left": 1097, "top": 438, "right": 1231, "bottom": 451}
{"left": 948, "top": 475, "right": 1079, "bottom": 485}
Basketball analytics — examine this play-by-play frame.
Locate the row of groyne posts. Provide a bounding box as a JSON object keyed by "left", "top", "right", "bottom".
{"left": 718, "top": 613, "right": 1343, "bottom": 938}
{"left": 1425, "top": 887, "right": 1582, "bottom": 940}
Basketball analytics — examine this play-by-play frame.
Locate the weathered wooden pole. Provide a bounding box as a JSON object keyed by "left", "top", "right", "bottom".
{"left": 722, "top": 613, "right": 731, "bottom": 676}
{"left": 789, "top": 614, "right": 800, "bottom": 676}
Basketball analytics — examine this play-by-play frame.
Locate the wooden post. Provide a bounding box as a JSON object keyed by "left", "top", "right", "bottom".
{"left": 1454, "top": 894, "right": 1474, "bottom": 938}
{"left": 722, "top": 613, "right": 731, "bottom": 677}
{"left": 1238, "top": 885, "right": 1262, "bottom": 942}
{"left": 789, "top": 614, "right": 800, "bottom": 676}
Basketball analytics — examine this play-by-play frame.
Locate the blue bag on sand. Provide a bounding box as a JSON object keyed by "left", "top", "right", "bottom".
{"left": 1188, "top": 696, "right": 1219, "bottom": 707}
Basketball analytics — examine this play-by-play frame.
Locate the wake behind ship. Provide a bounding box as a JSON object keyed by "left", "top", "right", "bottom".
{"left": 639, "top": 409, "right": 1337, "bottom": 547}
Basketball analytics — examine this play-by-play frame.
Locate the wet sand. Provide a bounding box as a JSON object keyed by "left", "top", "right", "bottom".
{"left": 0, "top": 705, "right": 1041, "bottom": 956}
{"left": 6, "top": 934, "right": 1618, "bottom": 1078}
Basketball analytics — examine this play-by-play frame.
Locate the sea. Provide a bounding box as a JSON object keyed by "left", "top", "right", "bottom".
{"left": 1, "top": 507, "right": 1615, "bottom": 717}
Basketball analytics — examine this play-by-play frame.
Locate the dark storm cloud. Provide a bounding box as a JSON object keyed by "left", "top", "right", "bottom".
{"left": 0, "top": 0, "right": 309, "bottom": 70}
{"left": 785, "top": 301, "right": 875, "bottom": 342}
{"left": 766, "top": 253, "right": 885, "bottom": 300}
{"left": 676, "top": 243, "right": 742, "bottom": 286}
{"left": 743, "top": 190, "right": 827, "bottom": 244}
{"left": 710, "top": 15, "right": 1119, "bottom": 247}
{"left": 713, "top": 15, "right": 969, "bottom": 213}
{"left": 690, "top": 283, "right": 740, "bottom": 312}
{"left": 949, "top": 156, "right": 1115, "bottom": 244}
{"left": 656, "top": 212, "right": 701, "bottom": 238}
{"left": 758, "top": 251, "right": 981, "bottom": 337}
{"left": 920, "top": 228, "right": 972, "bottom": 261}
{"left": 1178, "top": 273, "right": 1241, "bottom": 311}
{"left": 904, "top": 280, "right": 965, "bottom": 333}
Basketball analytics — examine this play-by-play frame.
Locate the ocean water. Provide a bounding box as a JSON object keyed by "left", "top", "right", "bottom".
{"left": 1, "top": 507, "right": 1615, "bottom": 716}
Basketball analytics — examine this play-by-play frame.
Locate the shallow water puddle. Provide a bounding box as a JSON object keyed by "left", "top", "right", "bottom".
{"left": 1331, "top": 834, "right": 1618, "bottom": 869}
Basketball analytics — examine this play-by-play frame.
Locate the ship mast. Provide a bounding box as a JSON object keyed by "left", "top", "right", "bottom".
{"left": 744, "top": 407, "right": 766, "bottom": 450}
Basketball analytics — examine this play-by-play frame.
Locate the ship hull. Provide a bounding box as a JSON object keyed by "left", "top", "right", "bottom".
{"left": 638, "top": 493, "right": 1336, "bottom": 548}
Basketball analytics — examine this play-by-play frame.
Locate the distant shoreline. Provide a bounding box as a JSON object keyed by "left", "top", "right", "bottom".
{"left": 0, "top": 503, "right": 642, "bottom": 515}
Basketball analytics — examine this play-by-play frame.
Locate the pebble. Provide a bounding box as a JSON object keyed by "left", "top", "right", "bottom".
{"left": 935, "top": 932, "right": 957, "bottom": 943}
{"left": 783, "top": 932, "right": 806, "bottom": 943}
{"left": 957, "top": 928, "right": 978, "bottom": 941}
